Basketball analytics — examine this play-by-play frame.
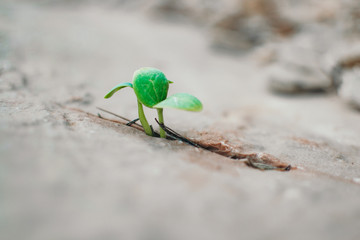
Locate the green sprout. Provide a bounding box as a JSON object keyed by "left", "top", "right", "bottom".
{"left": 104, "top": 67, "right": 203, "bottom": 138}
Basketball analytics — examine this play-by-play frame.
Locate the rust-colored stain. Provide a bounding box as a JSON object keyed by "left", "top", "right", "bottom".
{"left": 246, "top": 153, "right": 293, "bottom": 171}
{"left": 190, "top": 131, "right": 247, "bottom": 159}
{"left": 192, "top": 131, "right": 293, "bottom": 171}
{"left": 291, "top": 137, "right": 322, "bottom": 148}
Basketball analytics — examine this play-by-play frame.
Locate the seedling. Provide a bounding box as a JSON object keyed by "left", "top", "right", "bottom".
{"left": 104, "top": 67, "right": 202, "bottom": 138}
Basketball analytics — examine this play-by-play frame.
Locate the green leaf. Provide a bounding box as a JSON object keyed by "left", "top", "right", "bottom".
{"left": 104, "top": 82, "right": 133, "bottom": 99}
{"left": 133, "top": 67, "right": 169, "bottom": 108}
{"left": 153, "top": 93, "right": 203, "bottom": 112}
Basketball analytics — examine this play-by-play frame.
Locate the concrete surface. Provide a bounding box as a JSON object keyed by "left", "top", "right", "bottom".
{"left": 1, "top": 1, "right": 360, "bottom": 240}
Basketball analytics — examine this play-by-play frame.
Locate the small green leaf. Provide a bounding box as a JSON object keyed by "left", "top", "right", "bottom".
{"left": 153, "top": 93, "right": 203, "bottom": 112}
{"left": 133, "top": 67, "right": 169, "bottom": 108}
{"left": 104, "top": 82, "right": 133, "bottom": 99}
{"left": 168, "top": 80, "right": 174, "bottom": 84}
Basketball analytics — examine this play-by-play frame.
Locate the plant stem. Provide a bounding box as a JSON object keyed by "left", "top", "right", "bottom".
{"left": 137, "top": 100, "right": 153, "bottom": 136}
{"left": 157, "top": 108, "right": 166, "bottom": 138}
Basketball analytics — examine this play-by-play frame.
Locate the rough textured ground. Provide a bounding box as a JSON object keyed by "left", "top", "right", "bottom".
{"left": 1, "top": 1, "right": 360, "bottom": 240}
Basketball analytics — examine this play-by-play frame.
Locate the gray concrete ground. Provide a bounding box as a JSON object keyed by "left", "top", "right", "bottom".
{"left": 1, "top": 1, "right": 360, "bottom": 240}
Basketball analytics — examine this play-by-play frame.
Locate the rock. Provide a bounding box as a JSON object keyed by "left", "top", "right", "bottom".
{"left": 267, "top": 33, "right": 333, "bottom": 93}
{"left": 338, "top": 68, "right": 360, "bottom": 110}
{"left": 321, "top": 41, "right": 360, "bottom": 88}
{"left": 268, "top": 63, "right": 331, "bottom": 93}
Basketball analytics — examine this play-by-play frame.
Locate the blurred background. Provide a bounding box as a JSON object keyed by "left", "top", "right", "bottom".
{"left": 1, "top": 1, "right": 360, "bottom": 240}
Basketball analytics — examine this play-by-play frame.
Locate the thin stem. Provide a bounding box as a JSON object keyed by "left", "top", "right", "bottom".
{"left": 137, "top": 100, "right": 153, "bottom": 136}
{"left": 156, "top": 108, "right": 166, "bottom": 138}
{"left": 155, "top": 118, "right": 201, "bottom": 147}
